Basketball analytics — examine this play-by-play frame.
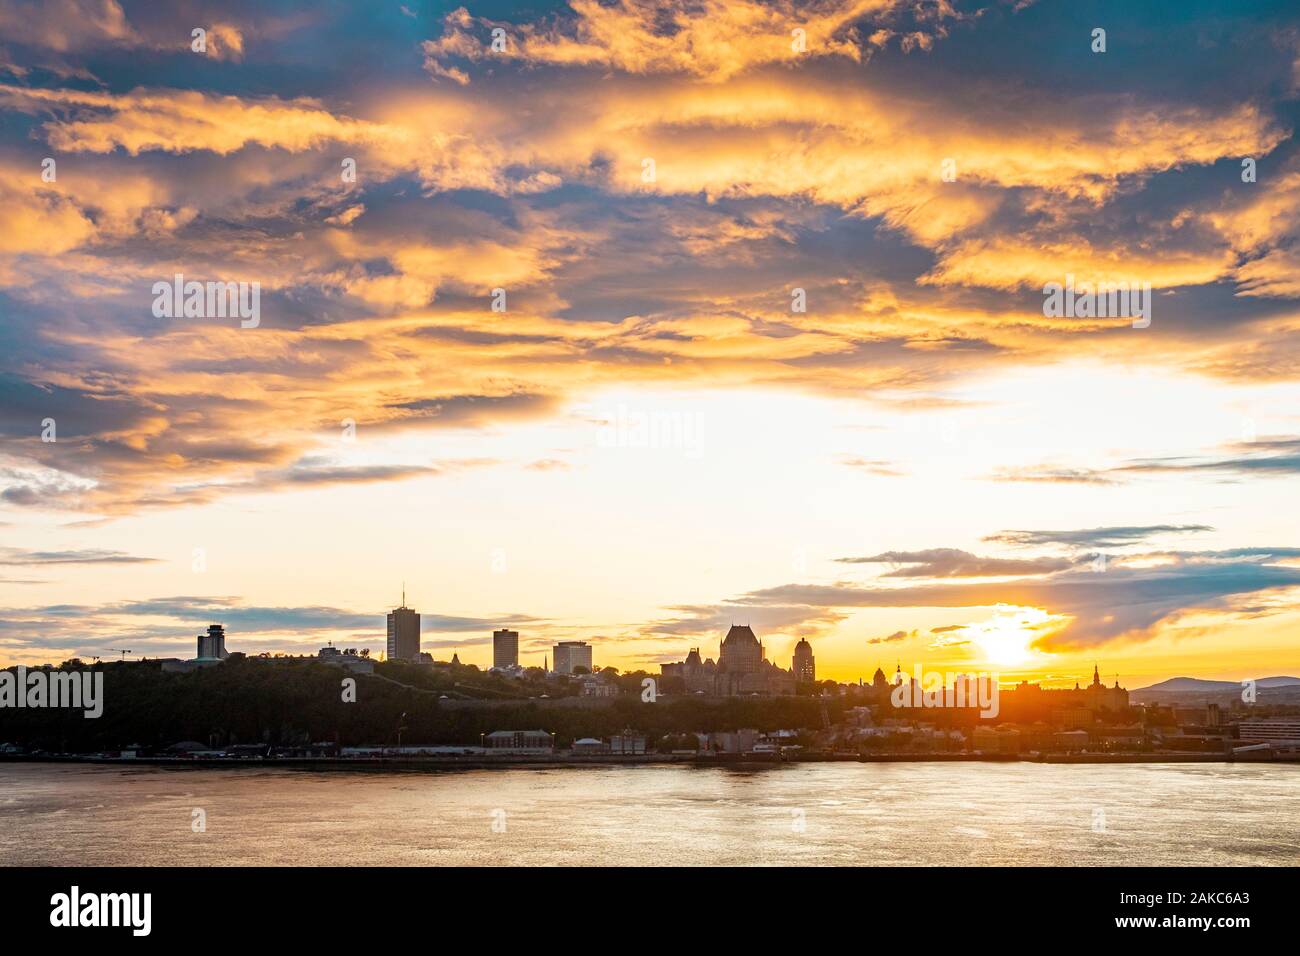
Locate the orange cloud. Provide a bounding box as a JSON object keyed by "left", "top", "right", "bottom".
{"left": 422, "top": 0, "right": 908, "bottom": 83}
{"left": 0, "top": 85, "right": 406, "bottom": 155}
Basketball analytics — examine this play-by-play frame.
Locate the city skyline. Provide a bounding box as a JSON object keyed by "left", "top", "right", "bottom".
{"left": 5, "top": 598, "right": 1296, "bottom": 694}
{"left": 1, "top": 1, "right": 1300, "bottom": 689}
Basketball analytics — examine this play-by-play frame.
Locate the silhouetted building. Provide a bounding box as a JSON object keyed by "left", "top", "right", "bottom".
{"left": 998, "top": 664, "right": 1129, "bottom": 722}
{"left": 493, "top": 628, "right": 519, "bottom": 669}
{"left": 553, "top": 640, "right": 592, "bottom": 674}
{"left": 160, "top": 624, "right": 228, "bottom": 671}
{"left": 197, "top": 624, "right": 227, "bottom": 661}
{"left": 386, "top": 596, "right": 421, "bottom": 662}
{"left": 720, "top": 624, "right": 763, "bottom": 674}
{"left": 793, "top": 638, "right": 815, "bottom": 683}
{"left": 662, "top": 625, "right": 795, "bottom": 696}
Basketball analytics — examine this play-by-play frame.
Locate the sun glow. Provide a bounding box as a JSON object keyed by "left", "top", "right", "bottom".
{"left": 959, "top": 606, "right": 1063, "bottom": 668}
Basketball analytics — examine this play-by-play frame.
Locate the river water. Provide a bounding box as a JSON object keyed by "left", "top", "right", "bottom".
{"left": 1, "top": 761, "right": 1296, "bottom": 865}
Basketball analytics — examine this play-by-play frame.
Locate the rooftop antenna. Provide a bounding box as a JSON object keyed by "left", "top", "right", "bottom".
{"left": 402, "top": 581, "right": 406, "bottom": 608}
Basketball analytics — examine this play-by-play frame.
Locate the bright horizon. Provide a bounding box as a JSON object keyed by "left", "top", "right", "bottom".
{"left": 2, "top": 1, "right": 1300, "bottom": 690}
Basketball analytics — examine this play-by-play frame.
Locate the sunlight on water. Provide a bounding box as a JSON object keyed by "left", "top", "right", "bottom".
{"left": 2, "top": 763, "right": 1297, "bottom": 866}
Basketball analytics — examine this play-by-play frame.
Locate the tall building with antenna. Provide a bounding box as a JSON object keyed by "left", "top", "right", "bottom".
{"left": 386, "top": 585, "right": 421, "bottom": 662}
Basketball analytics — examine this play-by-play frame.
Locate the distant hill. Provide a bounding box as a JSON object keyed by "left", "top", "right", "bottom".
{"left": 1130, "top": 675, "right": 1300, "bottom": 706}
{"left": 1134, "top": 676, "right": 1300, "bottom": 693}
{"left": 1137, "top": 677, "right": 1238, "bottom": 693}
{"left": 1257, "top": 676, "right": 1300, "bottom": 688}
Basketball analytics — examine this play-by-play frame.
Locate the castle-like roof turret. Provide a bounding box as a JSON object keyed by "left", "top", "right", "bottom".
{"left": 722, "top": 624, "right": 759, "bottom": 646}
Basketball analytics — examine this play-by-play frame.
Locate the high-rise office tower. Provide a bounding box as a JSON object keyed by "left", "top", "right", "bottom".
{"left": 793, "top": 638, "right": 815, "bottom": 683}
{"left": 387, "top": 588, "right": 421, "bottom": 662}
{"left": 552, "top": 640, "right": 592, "bottom": 674}
{"left": 493, "top": 628, "right": 519, "bottom": 669}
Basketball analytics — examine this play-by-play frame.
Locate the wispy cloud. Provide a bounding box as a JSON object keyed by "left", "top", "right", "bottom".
{"left": 838, "top": 456, "right": 905, "bottom": 477}
{"left": 868, "top": 629, "right": 914, "bottom": 644}
{"left": 984, "top": 525, "right": 1214, "bottom": 549}
{"left": 837, "top": 548, "right": 1073, "bottom": 577}
{"left": 1116, "top": 439, "right": 1300, "bottom": 479}
{"left": 0, "top": 547, "right": 158, "bottom": 565}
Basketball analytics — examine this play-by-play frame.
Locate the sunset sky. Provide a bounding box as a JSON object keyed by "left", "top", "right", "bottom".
{"left": 2, "top": 0, "right": 1299, "bottom": 687}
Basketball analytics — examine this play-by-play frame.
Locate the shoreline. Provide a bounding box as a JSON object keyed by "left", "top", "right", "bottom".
{"left": 3, "top": 752, "right": 1294, "bottom": 771}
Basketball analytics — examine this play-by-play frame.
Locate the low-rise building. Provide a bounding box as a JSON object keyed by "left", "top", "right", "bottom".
{"left": 1053, "top": 729, "right": 1090, "bottom": 752}
{"left": 318, "top": 645, "right": 375, "bottom": 674}
{"left": 607, "top": 734, "right": 647, "bottom": 754}
{"left": 1089, "top": 726, "right": 1146, "bottom": 749}
{"left": 708, "top": 728, "right": 762, "bottom": 753}
{"left": 485, "top": 730, "right": 554, "bottom": 753}
{"left": 971, "top": 726, "right": 1020, "bottom": 754}
{"left": 1237, "top": 718, "right": 1300, "bottom": 743}
{"left": 580, "top": 675, "right": 618, "bottom": 697}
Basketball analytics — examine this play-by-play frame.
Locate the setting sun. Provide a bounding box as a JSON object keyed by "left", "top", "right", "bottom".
{"left": 950, "top": 606, "right": 1057, "bottom": 669}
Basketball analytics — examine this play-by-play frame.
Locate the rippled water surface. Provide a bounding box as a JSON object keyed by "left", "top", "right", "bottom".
{"left": 2, "top": 762, "right": 1297, "bottom": 865}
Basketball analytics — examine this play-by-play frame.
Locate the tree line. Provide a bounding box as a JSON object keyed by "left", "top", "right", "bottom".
{"left": 0, "top": 657, "right": 839, "bottom": 752}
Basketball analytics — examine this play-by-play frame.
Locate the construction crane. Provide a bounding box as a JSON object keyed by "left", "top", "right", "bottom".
{"left": 108, "top": 648, "right": 133, "bottom": 661}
